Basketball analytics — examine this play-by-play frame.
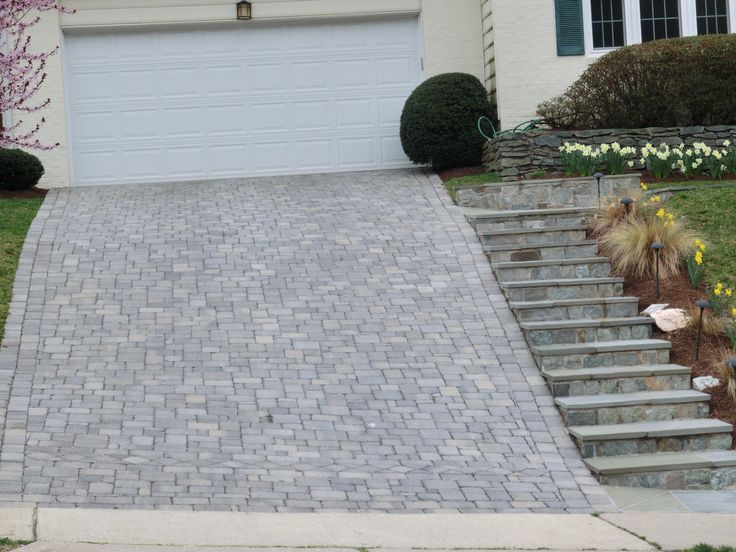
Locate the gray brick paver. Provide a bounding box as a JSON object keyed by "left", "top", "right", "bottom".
{"left": 0, "top": 170, "right": 609, "bottom": 512}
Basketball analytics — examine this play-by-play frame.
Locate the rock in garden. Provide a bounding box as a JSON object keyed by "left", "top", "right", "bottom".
{"left": 693, "top": 376, "right": 720, "bottom": 391}
{"left": 642, "top": 304, "right": 669, "bottom": 316}
{"left": 650, "top": 308, "right": 689, "bottom": 332}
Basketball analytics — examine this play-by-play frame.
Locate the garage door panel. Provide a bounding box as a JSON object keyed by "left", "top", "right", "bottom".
{"left": 205, "top": 65, "right": 244, "bottom": 96}
{"left": 120, "top": 109, "right": 159, "bottom": 140}
{"left": 162, "top": 68, "right": 202, "bottom": 98}
{"left": 167, "top": 146, "right": 208, "bottom": 177}
{"left": 210, "top": 144, "right": 251, "bottom": 175}
{"left": 66, "top": 18, "right": 420, "bottom": 185}
{"left": 377, "top": 58, "right": 418, "bottom": 85}
{"left": 296, "top": 140, "right": 332, "bottom": 170}
{"left": 122, "top": 149, "right": 162, "bottom": 179}
{"left": 292, "top": 62, "right": 330, "bottom": 91}
{"left": 118, "top": 69, "right": 158, "bottom": 100}
{"left": 253, "top": 142, "right": 291, "bottom": 172}
{"left": 74, "top": 112, "right": 117, "bottom": 143}
{"left": 293, "top": 101, "right": 331, "bottom": 130}
{"left": 164, "top": 107, "right": 206, "bottom": 138}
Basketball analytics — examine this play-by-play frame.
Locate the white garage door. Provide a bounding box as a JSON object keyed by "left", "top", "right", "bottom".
{"left": 64, "top": 18, "right": 422, "bottom": 186}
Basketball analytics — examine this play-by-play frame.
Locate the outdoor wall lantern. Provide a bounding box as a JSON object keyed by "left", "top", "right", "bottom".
{"left": 237, "top": 1, "right": 253, "bottom": 20}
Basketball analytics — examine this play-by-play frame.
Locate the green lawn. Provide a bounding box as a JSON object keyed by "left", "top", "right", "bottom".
{"left": 0, "top": 538, "right": 31, "bottom": 552}
{"left": 443, "top": 172, "right": 502, "bottom": 202}
{"left": 667, "top": 187, "right": 736, "bottom": 286}
{"left": 0, "top": 198, "right": 43, "bottom": 342}
{"left": 649, "top": 179, "right": 736, "bottom": 191}
{"left": 683, "top": 546, "right": 736, "bottom": 552}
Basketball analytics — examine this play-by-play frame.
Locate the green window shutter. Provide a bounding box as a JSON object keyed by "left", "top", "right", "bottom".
{"left": 555, "top": 0, "right": 585, "bottom": 56}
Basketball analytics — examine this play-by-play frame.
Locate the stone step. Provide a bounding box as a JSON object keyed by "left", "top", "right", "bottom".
{"left": 502, "top": 277, "right": 624, "bottom": 302}
{"left": 484, "top": 240, "right": 599, "bottom": 263}
{"left": 479, "top": 225, "right": 588, "bottom": 247}
{"left": 585, "top": 450, "right": 736, "bottom": 489}
{"left": 493, "top": 257, "right": 612, "bottom": 283}
{"left": 521, "top": 317, "right": 653, "bottom": 346}
{"left": 570, "top": 419, "right": 734, "bottom": 458}
{"left": 543, "top": 364, "right": 692, "bottom": 397}
{"left": 511, "top": 297, "right": 640, "bottom": 322}
{"left": 532, "top": 339, "right": 671, "bottom": 370}
{"left": 465, "top": 206, "right": 594, "bottom": 231}
{"left": 555, "top": 390, "right": 710, "bottom": 426}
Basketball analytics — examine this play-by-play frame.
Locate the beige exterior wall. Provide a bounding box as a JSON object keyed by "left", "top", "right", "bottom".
{"left": 489, "top": 0, "right": 590, "bottom": 131}
{"left": 480, "top": 0, "right": 496, "bottom": 112}
{"left": 15, "top": 0, "right": 484, "bottom": 188}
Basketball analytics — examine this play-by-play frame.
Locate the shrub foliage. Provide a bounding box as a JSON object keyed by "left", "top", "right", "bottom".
{"left": 400, "top": 73, "right": 491, "bottom": 171}
{"left": 538, "top": 35, "right": 736, "bottom": 129}
{"left": 0, "top": 148, "right": 44, "bottom": 191}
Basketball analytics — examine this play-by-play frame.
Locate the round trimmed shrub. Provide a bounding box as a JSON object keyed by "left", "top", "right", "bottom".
{"left": 0, "top": 149, "right": 45, "bottom": 191}
{"left": 400, "top": 73, "right": 492, "bottom": 171}
{"left": 538, "top": 34, "right": 736, "bottom": 129}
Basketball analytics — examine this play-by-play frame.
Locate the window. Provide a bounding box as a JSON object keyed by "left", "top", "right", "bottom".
{"left": 697, "top": 0, "right": 729, "bottom": 34}
{"left": 639, "top": 0, "right": 681, "bottom": 41}
{"left": 591, "top": 0, "right": 626, "bottom": 47}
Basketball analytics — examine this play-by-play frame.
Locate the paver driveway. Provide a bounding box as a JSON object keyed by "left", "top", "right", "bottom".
{"left": 0, "top": 170, "right": 611, "bottom": 512}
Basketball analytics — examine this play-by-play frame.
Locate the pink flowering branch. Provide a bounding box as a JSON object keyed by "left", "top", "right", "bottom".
{"left": 0, "top": 0, "right": 73, "bottom": 150}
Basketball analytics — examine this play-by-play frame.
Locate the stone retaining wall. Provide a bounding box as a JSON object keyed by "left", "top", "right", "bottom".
{"left": 484, "top": 125, "right": 736, "bottom": 181}
{"left": 455, "top": 174, "right": 641, "bottom": 211}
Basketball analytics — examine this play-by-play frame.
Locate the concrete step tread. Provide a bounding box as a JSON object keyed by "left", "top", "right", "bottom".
{"left": 585, "top": 450, "right": 736, "bottom": 475}
{"left": 521, "top": 317, "right": 653, "bottom": 331}
{"left": 502, "top": 277, "right": 625, "bottom": 289}
{"left": 510, "top": 296, "right": 639, "bottom": 311}
{"left": 493, "top": 257, "right": 610, "bottom": 269}
{"left": 533, "top": 339, "right": 671, "bottom": 356}
{"left": 484, "top": 240, "right": 598, "bottom": 252}
{"left": 570, "top": 419, "right": 734, "bottom": 441}
{"left": 479, "top": 224, "right": 587, "bottom": 237}
{"left": 543, "top": 364, "right": 692, "bottom": 382}
{"left": 555, "top": 389, "right": 710, "bottom": 410}
{"left": 464, "top": 206, "right": 594, "bottom": 220}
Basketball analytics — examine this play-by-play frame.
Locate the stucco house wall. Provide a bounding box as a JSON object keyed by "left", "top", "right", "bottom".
{"left": 489, "top": 0, "right": 589, "bottom": 132}
{"left": 19, "top": 0, "right": 485, "bottom": 188}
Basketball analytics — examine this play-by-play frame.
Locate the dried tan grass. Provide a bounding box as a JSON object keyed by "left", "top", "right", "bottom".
{"left": 716, "top": 348, "right": 736, "bottom": 402}
{"left": 687, "top": 306, "right": 726, "bottom": 336}
{"left": 599, "top": 214, "right": 696, "bottom": 279}
{"left": 589, "top": 196, "right": 647, "bottom": 237}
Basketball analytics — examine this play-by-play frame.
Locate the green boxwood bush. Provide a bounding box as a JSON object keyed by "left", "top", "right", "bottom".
{"left": 400, "top": 73, "right": 492, "bottom": 171}
{"left": 0, "top": 149, "right": 45, "bottom": 191}
{"left": 538, "top": 35, "right": 736, "bottom": 129}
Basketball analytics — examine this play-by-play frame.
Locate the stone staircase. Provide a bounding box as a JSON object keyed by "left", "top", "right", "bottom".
{"left": 466, "top": 202, "right": 736, "bottom": 490}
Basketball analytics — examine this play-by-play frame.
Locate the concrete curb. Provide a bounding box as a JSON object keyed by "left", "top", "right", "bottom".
{"left": 602, "top": 512, "right": 736, "bottom": 550}
{"left": 0, "top": 503, "right": 35, "bottom": 541}
{"left": 4, "top": 509, "right": 652, "bottom": 551}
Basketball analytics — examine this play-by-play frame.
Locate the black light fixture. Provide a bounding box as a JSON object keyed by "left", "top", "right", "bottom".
{"left": 620, "top": 197, "right": 634, "bottom": 215}
{"left": 650, "top": 242, "right": 664, "bottom": 299}
{"left": 695, "top": 299, "right": 711, "bottom": 361}
{"left": 593, "top": 172, "right": 604, "bottom": 209}
{"left": 237, "top": 1, "right": 252, "bottom": 20}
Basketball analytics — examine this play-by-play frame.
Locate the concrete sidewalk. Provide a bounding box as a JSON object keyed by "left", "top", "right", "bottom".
{"left": 4, "top": 507, "right": 736, "bottom": 551}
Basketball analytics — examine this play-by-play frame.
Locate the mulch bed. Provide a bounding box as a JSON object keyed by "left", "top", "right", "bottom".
{"left": 625, "top": 272, "right": 736, "bottom": 446}
{"left": 0, "top": 188, "right": 48, "bottom": 200}
{"left": 436, "top": 166, "right": 486, "bottom": 182}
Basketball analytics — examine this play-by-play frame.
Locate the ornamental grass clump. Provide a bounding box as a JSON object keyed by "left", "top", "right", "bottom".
{"left": 715, "top": 348, "right": 736, "bottom": 402}
{"left": 599, "top": 206, "right": 696, "bottom": 280}
{"left": 589, "top": 194, "right": 647, "bottom": 238}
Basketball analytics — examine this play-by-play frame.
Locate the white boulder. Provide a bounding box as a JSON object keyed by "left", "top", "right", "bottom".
{"left": 693, "top": 376, "right": 720, "bottom": 392}
{"left": 650, "top": 308, "right": 689, "bottom": 332}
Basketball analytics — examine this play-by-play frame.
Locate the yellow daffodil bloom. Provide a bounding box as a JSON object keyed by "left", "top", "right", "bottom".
{"left": 656, "top": 208, "right": 666, "bottom": 219}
